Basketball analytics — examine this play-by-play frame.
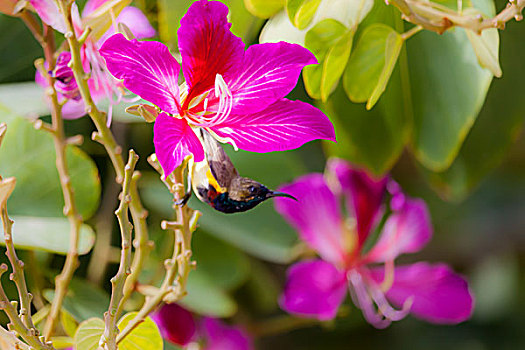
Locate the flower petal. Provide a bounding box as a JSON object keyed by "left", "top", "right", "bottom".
{"left": 178, "top": 0, "right": 245, "bottom": 103}
{"left": 210, "top": 99, "right": 335, "bottom": 152}
{"left": 366, "top": 198, "right": 432, "bottom": 262}
{"left": 327, "top": 158, "right": 387, "bottom": 247}
{"left": 151, "top": 303, "right": 196, "bottom": 346}
{"left": 98, "top": 6, "right": 156, "bottom": 44}
{"left": 280, "top": 260, "right": 347, "bottom": 321}
{"left": 275, "top": 174, "right": 346, "bottom": 265}
{"left": 100, "top": 33, "right": 181, "bottom": 114}
{"left": 202, "top": 318, "right": 253, "bottom": 350}
{"left": 226, "top": 42, "right": 317, "bottom": 115}
{"left": 29, "top": 0, "right": 67, "bottom": 33}
{"left": 369, "top": 262, "right": 475, "bottom": 324}
{"left": 153, "top": 113, "right": 204, "bottom": 177}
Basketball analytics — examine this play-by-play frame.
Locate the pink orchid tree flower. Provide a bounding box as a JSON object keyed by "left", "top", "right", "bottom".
{"left": 31, "top": 0, "right": 155, "bottom": 119}
{"left": 151, "top": 303, "right": 252, "bottom": 350}
{"left": 275, "top": 158, "right": 474, "bottom": 328}
{"left": 99, "top": 0, "right": 335, "bottom": 177}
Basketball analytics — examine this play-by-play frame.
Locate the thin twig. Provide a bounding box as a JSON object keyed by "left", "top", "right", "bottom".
{"left": 99, "top": 150, "right": 139, "bottom": 350}
{"left": 30, "top": 23, "right": 85, "bottom": 341}
{"left": 390, "top": 0, "right": 525, "bottom": 34}
{"left": 0, "top": 191, "right": 54, "bottom": 350}
{"left": 117, "top": 171, "right": 154, "bottom": 316}
{"left": 54, "top": 0, "right": 151, "bottom": 308}
{"left": 115, "top": 157, "right": 200, "bottom": 344}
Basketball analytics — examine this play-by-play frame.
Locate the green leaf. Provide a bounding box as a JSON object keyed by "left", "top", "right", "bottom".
{"left": 0, "top": 117, "right": 101, "bottom": 219}
{"left": 287, "top": 0, "right": 322, "bottom": 29}
{"left": 244, "top": 0, "right": 285, "bottom": 18}
{"left": 44, "top": 279, "right": 109, "bottom": 322}
{"left": 465, "top": 27, "right": 502, "bottom": 77}
{"left": 181, "top": 269, "right": 238, "bottom": 317}
{"left": 118, "top": 312, "right": 163, "bottom": 350}
{"left": 0, "top": 216, "right": 95, "bottom": 255}
{"left": 367, "top": 31, "right": 403, "bottom": 109}
{"left": 423, "top": 19, "right": 525, "bottom": 201}
{"left": 0, "top": 16, "right": 42, "bottom": 83}
{"left": 303, "top": 19, "right": 353, "bottom": 101}
{"left": 324, "top": 73, "right": 408, "bottom": 176}
{"left": 73, "top": 318, "right": 104, "bottom": 350}
{"left": 408, "top": 28, "right": 493, "bottom": 171}
{"left": 343, "top": 24, "right": 402, "bottom": 109}
{"left": 50, "top": 336, "right": 74, "bottom": 349}
{"left": 0, "top": 83, "right": 48, "bottom": 117}
{"left": 192, "top": 232, "right": 251, "bottom": 291}
{"left": 61, "top": 310, "right": 78, "bottom": 338}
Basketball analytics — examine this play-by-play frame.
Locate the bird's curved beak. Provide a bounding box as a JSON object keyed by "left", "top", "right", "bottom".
{"left": 267, "top": 191, "right": 298, "bottom": 201}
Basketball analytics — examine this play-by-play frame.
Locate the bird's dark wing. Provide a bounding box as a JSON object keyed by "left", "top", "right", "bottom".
{"left": 199, "top": 129, "right": 238, "bottom": 188}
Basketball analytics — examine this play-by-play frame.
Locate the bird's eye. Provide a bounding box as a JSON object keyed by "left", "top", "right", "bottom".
{"left": 248, "top": 185, "right": 256, "bottom": 194}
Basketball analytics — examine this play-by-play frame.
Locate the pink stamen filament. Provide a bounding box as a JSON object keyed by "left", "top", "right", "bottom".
{"left": 347, "top": 269, "right": 412, "bottom": 329}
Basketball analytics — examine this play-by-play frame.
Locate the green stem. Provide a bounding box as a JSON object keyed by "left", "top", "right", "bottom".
{"left": 0, "top": 207, "right": 54, "bottom": 350}
{"left": 32, "top": 23, "right": 84, "bottom": 341}
{"left": 115, "top": 159, "right": 199, "bottom": 344}
{"left": 117, "top": 171, "right": 154, "bottom": 317}
{"left": 100, "top": 150, "right": 139, "bottom": 350}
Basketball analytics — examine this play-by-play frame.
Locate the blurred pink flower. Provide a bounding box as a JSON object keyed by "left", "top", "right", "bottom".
{"left": 31, "top": 0, "right": 155, "bottom": 119}
{"left": 275, "top": 158, "right": 474, "bottom": 328}
{"left": 152, "top": 303, "right": 252, "bottom": 349}
{"left": 99, "top": 0, "right": 335, "bottom": 177}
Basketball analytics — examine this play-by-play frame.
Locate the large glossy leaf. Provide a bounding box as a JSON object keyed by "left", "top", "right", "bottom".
{"left": 118, "top": 312, "right": 163, "bottom": 350}
{"left": 343, "top": 23, "right": 402, "bottom": 109}
{"left": 192, "top": 232, "right": 251, "bottom": 291}
{"left": 260, "top": 0, "right": 373, "bottom": 46}
{"left": 324, "top": 72, "right": 408, "bottom": 176}
{"left": 44, "top": 279, "right": 109, "bottom": 322}
{"left": 424, "top": 18, "right": 525, "bottom": 201}
{"left": 303, "top": 19, "right": 353, "bottom": 101}
{"left": 287, "top": 0, "right": 322, "bottom": 29}
{"left": 0, "top": 83, "right": 48, "bottom": 117}
{"left": 180, "top": 269, "right": 238, "bottom": 317}
{"left": 408, "top": 28, "right": 493, "bottom": 171}
{"left": 0, "top": 216, "right": 95, "bottom": 255}
{"left": 244, "top": 0, "right": 285, "bottom": 18}
{"left": 0, "top": 117, "right": 100, "bottom": 219}
{"left": 73, "top": 318, "right": 104, "bottom": 350}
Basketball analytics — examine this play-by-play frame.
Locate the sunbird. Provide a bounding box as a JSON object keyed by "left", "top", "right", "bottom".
{"left": 180, "top": 129, "right": 296, "bottom": 213}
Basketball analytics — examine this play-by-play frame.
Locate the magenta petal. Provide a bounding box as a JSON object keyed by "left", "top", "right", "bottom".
{"left": 100, "top": 33, "right": 181, "bottom": 114}
{"left": 210, "top": 99, "right": 335, "bottom": 152}
{"left": 280, "top": 260, "right": 347, "bottom": 321}
{"left": 153, "top": 113, "right": 204, "bottom": 177}
{"left": 151, "top": 303, "right": 196, "bottom": 346}
{"left": 275, "top": 174, "right": 346, "bottom": 265}
{"left": 327, "top": 158, "right": 387, "bottom": 248}
{"left": 366, "top": 198, "right": 432, "bottom": 262}
{"left": 202, "top": 318, "right": 253, "bottom": 350}
{"left": 178, "top": 0, "right": 244, "bottom": 102}
{"left": 226, "top": 42, "right": 317, "bottom": 115}
{"left": 29, "top": 0, "right": 67, "bottom": 33}
{"left": 370, "top": 263, "right": 474, "bottom": 324}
